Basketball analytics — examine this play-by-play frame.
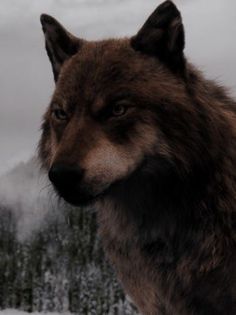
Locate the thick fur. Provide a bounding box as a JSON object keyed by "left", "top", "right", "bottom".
{"left": 39, "top": 1, "right": 236, "bottom": 314}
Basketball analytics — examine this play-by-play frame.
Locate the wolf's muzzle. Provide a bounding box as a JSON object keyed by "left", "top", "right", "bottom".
{"left": 48, "top": 163, "right": 93, "bottom": 206}
{"left": 49, "top": 163, "right": 83, "bottom": 188}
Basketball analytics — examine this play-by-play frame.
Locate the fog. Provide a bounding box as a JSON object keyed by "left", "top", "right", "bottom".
{"left": 0, "top": 158, "right": 57, "bottom": 241}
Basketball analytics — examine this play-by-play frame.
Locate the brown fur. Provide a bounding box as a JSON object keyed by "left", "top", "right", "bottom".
{"left": 39, "top": 1, "right": 236, "bottom": 314}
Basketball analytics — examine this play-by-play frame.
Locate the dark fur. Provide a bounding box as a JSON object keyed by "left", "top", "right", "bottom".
{"left": 39, "top": 1, "right": 236, "bottom": 314}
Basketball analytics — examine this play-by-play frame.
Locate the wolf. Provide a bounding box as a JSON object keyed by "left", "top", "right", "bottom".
{"left": 39, "top": 1, "right": 236, "bottom": 314}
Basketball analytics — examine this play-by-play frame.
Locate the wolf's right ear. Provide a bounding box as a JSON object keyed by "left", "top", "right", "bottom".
{"left": 131, "top": 1, "right": 185, "bottom": 74}
{"left": 40, "top": 14, "right": 82, "bottom": 82}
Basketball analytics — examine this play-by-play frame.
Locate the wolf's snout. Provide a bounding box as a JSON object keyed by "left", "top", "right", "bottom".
{"left": 48, "top": 164, "right": 96, "bottom": 206}
{"left": 49, "top": 164, "right": 84, "bottom": 188}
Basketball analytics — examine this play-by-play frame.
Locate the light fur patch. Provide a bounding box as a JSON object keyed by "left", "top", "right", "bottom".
{"left": 80, "top": 123, "right": 160, "bottom": 194}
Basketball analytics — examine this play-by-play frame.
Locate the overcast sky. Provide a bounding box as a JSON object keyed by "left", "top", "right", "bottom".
{"left": 0, "top": 0, "right": 236, "bottom": 175}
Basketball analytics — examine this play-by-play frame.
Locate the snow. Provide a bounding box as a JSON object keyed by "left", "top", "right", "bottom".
{"left": 0, "top": 311, "right": 70, "bottom": 315}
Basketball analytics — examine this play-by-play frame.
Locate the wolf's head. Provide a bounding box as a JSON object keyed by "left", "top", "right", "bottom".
{"left": 39, "top": 1, "right": 204, "bottom": 206}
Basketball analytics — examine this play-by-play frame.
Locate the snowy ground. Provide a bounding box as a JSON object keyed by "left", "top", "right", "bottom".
{"left": 0, "top": 311, "right": 70, "bottom": 315}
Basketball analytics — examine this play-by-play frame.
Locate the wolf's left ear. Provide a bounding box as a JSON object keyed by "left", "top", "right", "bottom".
{"left": 131, "top": 1, "right": 185, "bottom": 74}
{"left": 40, "top": 14, "right": 82, "bottom": 82}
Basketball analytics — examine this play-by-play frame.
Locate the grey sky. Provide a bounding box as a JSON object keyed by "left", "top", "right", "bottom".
{"left": 0, "top": 0, "right": 236, "bottom": 175}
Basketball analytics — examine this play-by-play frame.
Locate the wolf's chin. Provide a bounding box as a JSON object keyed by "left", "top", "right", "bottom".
{"left": 53, "top": 184, "right": 110, "bottom": 207}
{"left": 58, "top": 191, "right": 98, "bottom": 207}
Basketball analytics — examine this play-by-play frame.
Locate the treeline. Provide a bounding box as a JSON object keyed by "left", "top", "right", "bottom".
{"left": 0, "top": 160, "right": 138, "bottom": 314}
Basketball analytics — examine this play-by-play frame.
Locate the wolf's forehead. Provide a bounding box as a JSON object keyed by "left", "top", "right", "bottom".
{"left": 58, "top": 40, "right": 154, "bottom": 94}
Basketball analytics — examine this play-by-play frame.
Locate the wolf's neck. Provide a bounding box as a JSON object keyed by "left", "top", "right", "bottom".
{"left": 100, "top": 167, "right": 202, "bottom": 248}
{"left": 98, "top": 154, "right": 235, "bottom": 269}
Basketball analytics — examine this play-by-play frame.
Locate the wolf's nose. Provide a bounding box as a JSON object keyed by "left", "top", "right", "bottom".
{"left": 48, "top": 164, "right": 84, "bottom": 188}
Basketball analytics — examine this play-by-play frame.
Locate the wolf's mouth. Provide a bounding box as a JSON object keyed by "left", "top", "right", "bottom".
{"left": 52, "top": 184, "right": 100, "bottom": 207}
{"left": 50, "top": 157, "right": 148, "bottom": 207}
{"left": 51, "top": 176, "right": 114, "bottom": 207}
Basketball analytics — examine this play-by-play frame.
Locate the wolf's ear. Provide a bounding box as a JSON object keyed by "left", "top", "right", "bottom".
{"left": 40, "top": 14, "right": 82, "bottom": 82}
{"left": 131, "top": 1, "right": 185, "bottom": 74}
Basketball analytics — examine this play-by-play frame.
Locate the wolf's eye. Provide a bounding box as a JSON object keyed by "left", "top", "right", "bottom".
{"left": 112, "top": 103, "right": 127, "bottom": 117}
{"left": 52, "top": 107, "right": 68, "bottom": 121}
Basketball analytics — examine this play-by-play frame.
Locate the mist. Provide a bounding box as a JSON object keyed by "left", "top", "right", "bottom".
{"left": 0, "top": 158, "right": 58, "bottom": 241}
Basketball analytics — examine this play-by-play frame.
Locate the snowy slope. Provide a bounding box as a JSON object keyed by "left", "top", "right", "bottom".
{"left": 0, "top": 311, "right": 70, "bottom": 315}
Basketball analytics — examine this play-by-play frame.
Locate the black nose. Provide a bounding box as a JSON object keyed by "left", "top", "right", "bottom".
{"left": 48, "top": 163, "right": 84, "bottom": 188}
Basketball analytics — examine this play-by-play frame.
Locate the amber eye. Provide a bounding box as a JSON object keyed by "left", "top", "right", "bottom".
{"left": 52, "top": 106, "right": 68, "bottom": 121}
{"left": 112, "top": 103, "right": 127, "bottom": 117}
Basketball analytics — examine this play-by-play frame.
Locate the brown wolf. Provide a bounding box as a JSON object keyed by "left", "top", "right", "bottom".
{"left": 39, "top": 1, "right": 236, "bottom": 314}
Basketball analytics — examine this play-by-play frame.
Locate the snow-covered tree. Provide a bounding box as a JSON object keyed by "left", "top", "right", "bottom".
{"left": 0, "top": 159, "right": 139, "bottom": 314}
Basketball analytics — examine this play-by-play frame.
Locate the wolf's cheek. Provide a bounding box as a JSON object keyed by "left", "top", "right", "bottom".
{"left": 44, "top": 128, "right": 62, "bottom": 169}
{"left": 39, "top": 119, "right": 59, "bottom": 169}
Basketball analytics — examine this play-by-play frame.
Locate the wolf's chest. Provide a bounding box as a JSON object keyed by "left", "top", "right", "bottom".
{"left": 96, "top": 200, "right": 173, "bottom": 315}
